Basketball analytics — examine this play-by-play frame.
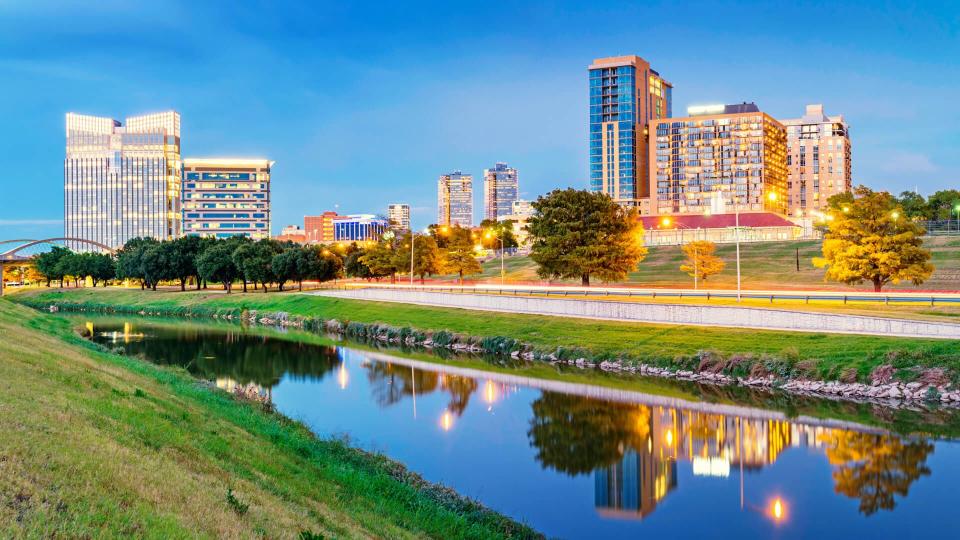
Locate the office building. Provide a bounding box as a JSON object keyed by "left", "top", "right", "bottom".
{"left": 333, "top": 214, "right": 389, "bottom": 242}
{"left": 388, "top": 203, "right": 411, "bottom": 230}
{"left": 589, "top": 55, "right": 672, "bottom": 210}
{"left": 649, "top": 103, "right": 787, "bottom": 216}
{"left": 483, "top": 162, "right": 519, "bottom": 221}
{"left": 305, "top": 211, "right": 339, "bottom": 243}
{"left": 182, "top": 158, "right": 272, "bottom": 240}
{"left": 64, "top": 111, "right": 182, "bottom": 251}
{"left": 437, "top": 171, "right": 473, "bottom": 227}
{"left": 510, "top": 199, "right": 534, "bottom": 219}
{"left": 780, "top": 104, "right": 851, "bottom": 215}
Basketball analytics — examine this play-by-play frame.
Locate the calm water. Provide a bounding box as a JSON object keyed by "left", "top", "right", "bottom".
{"left": 81, "top": 317, "right": 960, "bottom": 539}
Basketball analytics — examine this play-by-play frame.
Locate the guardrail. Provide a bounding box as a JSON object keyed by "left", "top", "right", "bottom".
{"left": 339, "top": 283, "right": 960, "bottom": 306}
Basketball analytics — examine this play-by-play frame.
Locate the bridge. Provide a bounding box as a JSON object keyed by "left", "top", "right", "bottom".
{"left": 0, "top": 238, "right": 115, "bottom": 296}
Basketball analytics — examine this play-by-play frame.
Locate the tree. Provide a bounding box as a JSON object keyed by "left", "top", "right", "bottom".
{"left": 359, "top": 241, "right": 400, "bottom": 282}
{"left": 231, "top": 239, "right": 257, "bottom": 292}
{"left": 927, "top": 189, "right": 960, "bottom": 221}
{"left": 479, "top": 219, "right": 519, "bottom": 250}
{"left": 679, "top": 241, "right": 725, "bottom": 283}
{"left": 814, "top": 186, "right": 934, "bottom": 292}
{"left": 271, "top": 248, "right": 302, "bottom": 291}
{"left": 140, "top": 244, "right": 172, "bottom": 290}
{"left": 895, "top": 191, "right": 929, "bottom": 220}
{"left": 237, "top": 239, "right": 281, "bottom": 292}
{"left": 56, "top": 252, "right": 84, "bottom": 287}
{"left": 170, "top": 235, "right": 202, "bottom": 290}
{"left": 115, "top": 237, "right": 158, "bottom": 289}
{"left": 528, "top": 188, "right": 647, "bottom": 286}
{"left": 86, "top": 253, "right": 115, "bottom": 287}
{"left": 344, "top": 246, "right": 373, "bottom": 280}
{"left": 404, "top": 232, "right": 442, "bottom": 284}
{"left": 34, "top": 246, "right": 72, "bottom": 286}
{"left": 197, "top": 242, "right": 239, "bottom": 292}
{"left": 440, "top": 226, "right": 481, "bottom": 284}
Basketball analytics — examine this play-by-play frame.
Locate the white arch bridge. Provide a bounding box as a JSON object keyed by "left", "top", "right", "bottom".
{"left": 0, "top": 238, "right": 115, "bottom": 295}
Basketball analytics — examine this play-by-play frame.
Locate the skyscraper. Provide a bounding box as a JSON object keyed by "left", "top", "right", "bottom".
{"left": 437, "top": 171, "right": 473, "bottom": 227}
{"left": 182, "top": 158, "right": 273, "bottom": 240}
{"left": 649, "top": 103, "right": 787, "bottom": 216}
{"left": 483, "top": 162, "right": 518, "bottom": 221}
{"left": 589, "top": 55, "right": 672, "bottom": 211}
{"left": 64, "top": 111, "right": 182, "bottom": 251}
{"left": 780, "top": 104, "right": 851, "bottom": 215}
{"left": 388, "top": 203, "right": 411, "bottom": 230}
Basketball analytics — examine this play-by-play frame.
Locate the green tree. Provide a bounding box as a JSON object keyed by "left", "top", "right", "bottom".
{"left": 679, "top": 240, "right": 725, "bottom": 283}
{"left": 895, "top": 191, "right": 929, "bottom": 220}
{"left": 34, "top": 246, "right": 71, "bottom": 286}
{"left": 238, "top": 239, "right": 282, "bottom": 292}
{"left": 927, "top": 189, "right": 960, "bottom": 221}
{"left": 115, "top": 238, "right": 158, "bottom": 289}
{"left": 479, "top": 219, "right": 519, "bottom": 250}
{"left": 528, "top": 188, "right": 647, "bottom": 286}
{"left": 344, "top": 246, "right": 373, "bottom": 280}
{"left": 814, "top": 185, "right": 934, "bottom": 292}
{"left": 85, "top": 252, "right": 115, "bottom": 287}
{"left": 359, "top": 241, "right": 400, "bottom": 282}
{"left": 197, "top": 242, "right": 239, "bottom": 292}
{"left": 56, "top": 251, "right": 85, "bottom": 287}
{"left": 140, "top": 244, "right": 170, "bottom": 290}
{"left": 169, "top": 235, "right": 203, "bottom": 290}
{"left": 403, "top": 232, "right": 442, "bottom": 284}
{"left": 271, "top": 248, "right": 302, "bottom": 291}
{"left": 440, "top": 226, "right": 481, "bottom": 284}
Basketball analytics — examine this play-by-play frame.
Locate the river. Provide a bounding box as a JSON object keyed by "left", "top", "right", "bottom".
{"left": 77, "top": 315, "right": 960, "bottom": 539}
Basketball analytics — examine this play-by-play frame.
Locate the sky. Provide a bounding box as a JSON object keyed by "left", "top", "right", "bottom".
{"left": 1, "top": 0, "right": 958, "bottom": 239}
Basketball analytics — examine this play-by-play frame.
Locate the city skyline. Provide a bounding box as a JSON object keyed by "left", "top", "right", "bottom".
{"left": 3, "top": 1, "right": 958, "bottom": 239}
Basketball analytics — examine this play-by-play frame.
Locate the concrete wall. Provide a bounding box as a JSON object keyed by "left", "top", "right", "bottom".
{"left": 314, "top": 288, "right": 960, "bottom": 340}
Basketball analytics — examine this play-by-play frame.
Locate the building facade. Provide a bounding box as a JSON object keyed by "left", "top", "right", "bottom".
{"left": 510, "top": 199, "right": 534, "bottom": 218}
{"left": 483, "top": 162, "right": 519, "bottom": 221}
{"left": 437, "top": 171, "right": 473, "bottom": 227}
{"left": 333, "top": 214, "right": 389, "bottom": 242}
{"left": 589, "top": 55, "right": 672, "bottom": 210}
{"left": 780, "top": 104, "right": 851, "bottom": 215}
{"left": 275, "top": 225, "right": 306, "bottom": 243}
{"left": 649, "top": 103, "right": 788, "bottom": 216}
{"left": 388, "top": 203, "right": 411, "bottom": 230}
{"left": 64, "top": 111, "right": 182, "bottom": 251}
{"left": 182, "top": 158, "right": 272, "bottom": 240}
{"left": 304, "top": 211, "right": 339, "bottom": 243}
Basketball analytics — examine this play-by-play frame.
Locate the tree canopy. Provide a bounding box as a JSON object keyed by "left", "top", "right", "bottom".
{"left": 440, "top": 226, "right": 482, "bottom": 283}
{"left": 679, "top": 240, "right": 725, "bottom": 283}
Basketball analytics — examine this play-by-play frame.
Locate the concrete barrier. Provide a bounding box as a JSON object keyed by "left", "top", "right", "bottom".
{"left": 312, "top": 288, "right": 960, "bottom": 339}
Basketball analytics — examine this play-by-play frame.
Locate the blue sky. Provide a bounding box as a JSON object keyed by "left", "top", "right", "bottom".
{"left": 1, "top": 0, "right": 957, "bottom": 238}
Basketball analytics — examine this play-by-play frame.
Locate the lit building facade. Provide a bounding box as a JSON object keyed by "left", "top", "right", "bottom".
{"left": 589, "top": 55, "right": 672, "bottom": 210}
{"left": 275, "top": 225, "right": 306, "bottom": 243}
{"left": 511, "top": 199, "right": 533, "bottom": 218}
{"left": 182, "top": 158, "right": 272, "bottom": 240}
{"left": 333, "top": 214, "right": 389, "bottom": 242}
{"left": 437, "top": 171, "right": 473, "bottom": 227}
{"left": 649, "top": 103, "right": 787, "bottom": 216}
{"left": 483, "top": 162, "right": 519, "bottom": 221}
{"left": 304, "top": 211, "right": 338, "bottom": 243}
{"left": 780, "top": 104, "right": 851, "bottom": 215}
{"left": 64, "top": 111, "right": 182, "bottom": 251}
{"left": 388, "top": 203, "right": 411, "bottom": 230}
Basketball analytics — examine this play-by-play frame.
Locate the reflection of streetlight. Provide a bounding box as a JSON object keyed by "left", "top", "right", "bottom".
{"left": 483, "top": 380, "right": 498, "bottom": 409}
{"left": 440, "top": 410, "right": 454, "bottom": 431}
{"left": 337, "top": 362, "right": 348, "bottom": 389}
{"left": 770, "top": 497, "right": 786, "bottom": 522}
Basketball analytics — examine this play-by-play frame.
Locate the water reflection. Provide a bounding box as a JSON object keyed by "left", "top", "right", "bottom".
{"left": 82, "top": 318, "right": 952, "bottom": 538}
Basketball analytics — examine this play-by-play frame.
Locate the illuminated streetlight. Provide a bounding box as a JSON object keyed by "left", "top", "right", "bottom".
{"left": 660, "top": 217, "right": 672, "bottom": 227}
{"left": 891, "top": 210, "right": 900, "bottom": 220}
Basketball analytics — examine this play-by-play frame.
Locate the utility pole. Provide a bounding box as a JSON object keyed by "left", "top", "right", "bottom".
{"left": 796, "top": 247, "right": 800, "bottom": 272}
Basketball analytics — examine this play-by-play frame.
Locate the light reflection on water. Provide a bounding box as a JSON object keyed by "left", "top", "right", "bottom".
{"left": 83, "top": 317, "right": 959, "bottom": 539}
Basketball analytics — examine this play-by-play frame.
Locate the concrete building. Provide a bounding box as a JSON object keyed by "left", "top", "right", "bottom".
{"left": 649, "top": 103, "right": 787, "bottom": 217}
{"left": 437, "top": 171, "right": 473, "bottom": 227}
{"left": 275, "top": 225, "right": 306, "bottom": 243}
{"left": 510, "top": 199, "right": 534, "bottom": 218}
{"left": 589, "top": 55, "right": 672, "bottom": 210}
{"left": 483, "top": 162, "right": 519, "bottom": 221}
{"left": 182, "top": 158, "right": 272, "bottom": 240}
{"left": 780, "top": 104, "right": 851, "bottom": 216}
{"left": 333, "top": 214, "right": 389, "bottom": 242}
{"left": 64, "top": 111, "right": 182, "bottom": 251}
{"left": 304, "top": 211, "right": 338, "bottom": 243}
{"left": 388, "top": 203, "right": 411, "bottom": 230}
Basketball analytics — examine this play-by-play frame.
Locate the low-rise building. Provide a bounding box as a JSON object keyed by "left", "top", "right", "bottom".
{"left": 305, "top": 211, "right": 339, "bottom": 243}
{"left": 333, "top": 214, "right": 389, "bottom": 242}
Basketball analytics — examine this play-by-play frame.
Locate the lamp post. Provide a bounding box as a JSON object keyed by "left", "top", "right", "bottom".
{"left": 484, "top": 228, "right": 505, "bottom": 286}
{"left": 660, "top": 218, "right": 699, "bottom": 289}
{"left": 724, "top": 189, "right": 778, "bottom": 302}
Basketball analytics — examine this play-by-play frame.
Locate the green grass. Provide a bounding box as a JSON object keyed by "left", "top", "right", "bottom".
{"left": 465, "top": 237, "right": 960, "bottom": 291}
{"left": 14, "top": 288, "right": 960, "bottom": 384}
{"left": 0, "top": 299, "right": 539, "bottom": 539}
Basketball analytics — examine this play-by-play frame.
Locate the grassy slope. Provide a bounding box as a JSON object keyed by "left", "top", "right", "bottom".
{"left": 466, "top": 237, "right": 960, "bottom": 291}
{"left": 15, "top": 288, "right": 960, "bottom": 381}
{"left": 0, "top": 299, "right": 537, "bottom": 539}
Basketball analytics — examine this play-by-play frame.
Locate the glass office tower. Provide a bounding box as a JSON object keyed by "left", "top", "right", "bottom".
{"left": 182, "top": 158, "right": 273, "bottom": 240}
{"left": 64, "top": 111, "right": 182, "bottom": 251}
{"left": 483, "top": 162, "right": 519, "bottom": 221}
{"left": 589, "top": 56, "right": 672, "bottom": 211}
{"left": 437, "top": 171, "right": 473, "bottom": 227}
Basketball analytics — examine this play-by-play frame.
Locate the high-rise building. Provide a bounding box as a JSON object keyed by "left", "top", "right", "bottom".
{"left": 483, "top": 162, "right": 519, "bottom": 221}
{"left": 64, "top": 111, "right": 182, "bottom": 251}
{"left": 589, "top": 55, "right": 672, "bottom": 211}
{"left": 437, "top": 171, "right": 473, "bottom": 227}
{"left": 780, "top": 104, "right": 851, "bottom": 215}
{"left": 649, "top": 103, "right": 788, "bottom": 216}
{"left": 182, "top": 158, "right": 273, "bottom": 240}
{"left": 388, "top": 203, "right": 411, "bottom": 230}
{"left": 305, "top": 211, "right": 339, "bottom": 243}
{"left": 333, "top": 214, "right": 390, "bottom": 242}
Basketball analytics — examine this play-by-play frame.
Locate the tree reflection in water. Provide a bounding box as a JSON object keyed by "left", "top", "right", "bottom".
{"left": 819, "top": 431, "right": 933, "bottom": 515}
{"left": 364, "top": 361, "right": 477, "bottom": 415}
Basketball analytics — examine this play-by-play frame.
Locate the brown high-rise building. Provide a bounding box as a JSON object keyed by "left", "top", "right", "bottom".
{"left": 589, "top": 55, "right": 672, "bottom": 211}
{"left": 780, "top": 104, "right": 851, "bottom": 216}
{"left": 304, "top": 211, "right": 339, "bottom": 243}
{"left": 648, "top": 103, "right": 788, "bottom": 216}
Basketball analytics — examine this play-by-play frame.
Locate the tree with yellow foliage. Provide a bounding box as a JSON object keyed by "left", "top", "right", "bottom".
{"left": 679, "top": 240, "right": 725, "bottom": 286}
{"left": 814, "top": 186, "right": 933, "bottom": 292}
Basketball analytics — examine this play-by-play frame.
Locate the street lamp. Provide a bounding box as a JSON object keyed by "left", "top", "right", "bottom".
{"left": 660, "top": 218, "right": 699, "bottom": 289}
{"left": 721, "top": 189, "right": 776, "bottom": 302}
{"left": 484, "top": 228, "right": 505, "bottom": 286}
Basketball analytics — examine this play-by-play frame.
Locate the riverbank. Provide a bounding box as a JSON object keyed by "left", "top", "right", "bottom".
{"left": 0, "top": 299, "right": 538, "bottom": 538}
{"left": 12, "top": 288, "right": 960, "bottom": 406}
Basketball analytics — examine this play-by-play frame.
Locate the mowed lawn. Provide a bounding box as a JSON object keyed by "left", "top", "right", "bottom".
{"left": 0, "top": 299, "right": 537, "bottom": 539}
{"left": 460, "top": 237, "right": 960, "bottom": 291}
{"left": 14, "top": 288, "right": 960, "bottom": 379}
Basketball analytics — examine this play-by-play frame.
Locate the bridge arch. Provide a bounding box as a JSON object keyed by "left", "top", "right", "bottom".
{"left": 0, "top": 238, "right": 116, "bottom": 258}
